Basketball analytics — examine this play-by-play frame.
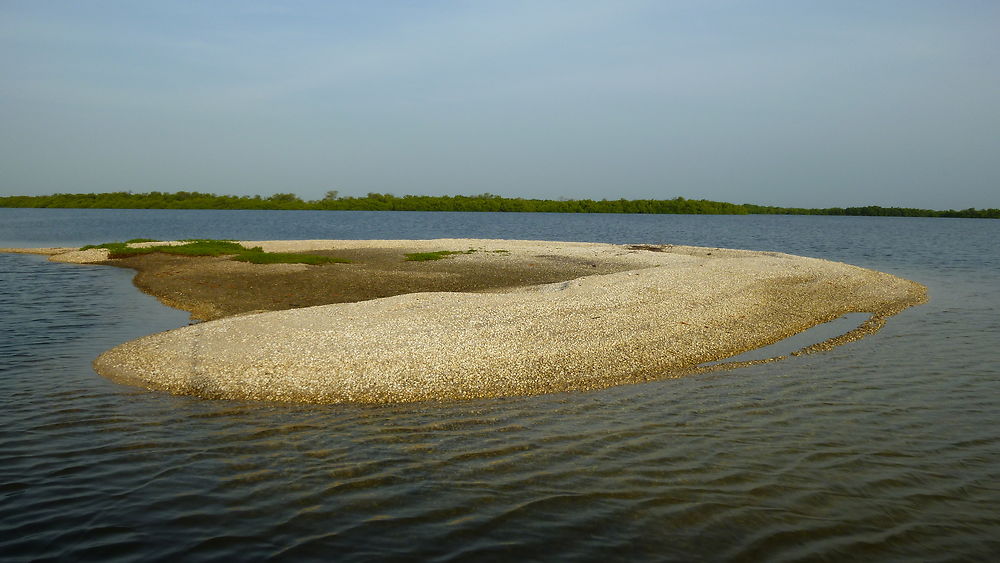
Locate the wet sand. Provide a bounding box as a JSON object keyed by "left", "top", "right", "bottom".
{"left": 4, "top": 239, "right": 927, "bottom": 403}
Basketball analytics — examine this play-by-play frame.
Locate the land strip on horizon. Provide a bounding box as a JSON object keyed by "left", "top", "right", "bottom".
{"left": 1, "top": 191, "right": 996, "bottom": 218}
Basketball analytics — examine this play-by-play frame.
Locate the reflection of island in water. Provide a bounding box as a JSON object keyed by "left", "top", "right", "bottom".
{"left": 10, "top": 239, "right": 926, "bottom": 403}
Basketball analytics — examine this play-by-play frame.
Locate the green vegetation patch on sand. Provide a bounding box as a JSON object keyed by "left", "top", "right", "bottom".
{"left": 404, "top": 249, "right": 477, "bottom": 262}
{"left": 232, "top": 250, "right": 350, "bottom": 265}
{"left": 81, "top": 239, "right": 350, "bottom": 265}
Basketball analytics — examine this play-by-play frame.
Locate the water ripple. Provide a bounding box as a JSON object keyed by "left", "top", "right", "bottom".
{"left": 3, "top": 216, "right": 1000, "bottom": 560}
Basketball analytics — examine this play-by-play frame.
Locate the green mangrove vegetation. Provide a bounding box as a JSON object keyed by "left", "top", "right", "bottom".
{"left": 80, "top": 239, "right": 351, "bottom": 265}
{"left": 3, "top": 191, "right": 997, "bottom": 218}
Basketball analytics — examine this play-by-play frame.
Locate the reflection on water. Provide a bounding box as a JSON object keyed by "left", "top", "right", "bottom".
{"left": 1, "top": 212, "right": 999, "bottom": 560}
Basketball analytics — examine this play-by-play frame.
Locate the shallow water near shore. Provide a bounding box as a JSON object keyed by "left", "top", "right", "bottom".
{"left": 1, "top": 209, "right": 999, "bottom": 561}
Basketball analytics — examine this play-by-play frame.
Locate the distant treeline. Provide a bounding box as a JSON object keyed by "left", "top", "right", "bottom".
{"left": 1, "top": 191, "right": 997, "bottom": 218}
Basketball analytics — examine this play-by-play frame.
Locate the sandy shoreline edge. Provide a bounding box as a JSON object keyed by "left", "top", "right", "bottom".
{"left": 4, "top": 239, "right": 927, "bottom": 403}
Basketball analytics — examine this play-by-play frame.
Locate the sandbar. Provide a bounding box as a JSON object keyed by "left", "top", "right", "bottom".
{"left": 4, "top": 239, "right": 927, "bottom": 403}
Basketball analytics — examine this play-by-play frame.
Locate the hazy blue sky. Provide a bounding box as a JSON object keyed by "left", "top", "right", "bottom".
{"left": 2, "top": 1, "right": 997, "bottom": 208}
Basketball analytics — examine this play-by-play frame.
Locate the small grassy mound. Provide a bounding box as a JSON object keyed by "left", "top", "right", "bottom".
{"left": 80, "top": 240, "right": 350, "bottom": 265}
{"left": 404, "top": 249, "right": 477, "bottom": 261}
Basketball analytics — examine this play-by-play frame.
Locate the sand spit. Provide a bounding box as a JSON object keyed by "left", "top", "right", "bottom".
{"left": 15, "top": 238, "right": 924, "bottom": 405}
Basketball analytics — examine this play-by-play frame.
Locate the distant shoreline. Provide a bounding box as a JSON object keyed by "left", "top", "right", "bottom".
{"left": 2, "top": 191, "right": 996, "bottom": 218}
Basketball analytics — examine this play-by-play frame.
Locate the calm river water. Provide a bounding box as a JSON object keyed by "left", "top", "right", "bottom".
{"left": 1, "top": 209, "right": 998, "bottom": 561}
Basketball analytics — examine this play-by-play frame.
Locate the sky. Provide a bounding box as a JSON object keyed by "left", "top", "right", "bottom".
{"left": 1, "top": 1, "right": 997, "bottom": 209}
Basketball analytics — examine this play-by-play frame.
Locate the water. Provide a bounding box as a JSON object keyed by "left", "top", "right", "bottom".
{"left": 1, "top": 208, "right": 998, "bottom": 561}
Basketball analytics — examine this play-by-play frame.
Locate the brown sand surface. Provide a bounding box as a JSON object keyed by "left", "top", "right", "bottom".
{"left": 105, "top": 244, "right": 639, "bottom": 321}
{"left": 4, "top": 239, "right": 927, "bottom": 404}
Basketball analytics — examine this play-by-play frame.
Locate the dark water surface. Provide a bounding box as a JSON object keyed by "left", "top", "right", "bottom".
{"left": 1, "top": 209, "right": 998, "bottom": 561}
